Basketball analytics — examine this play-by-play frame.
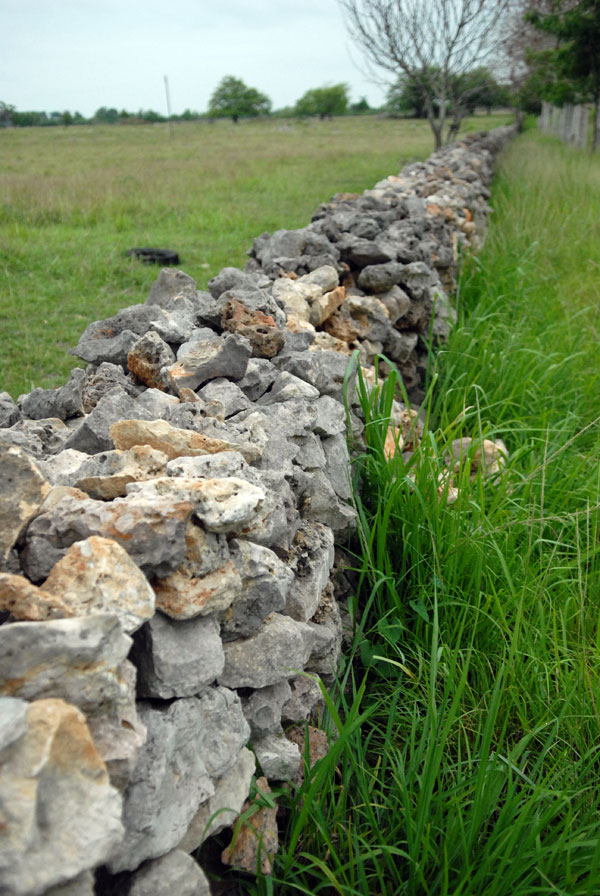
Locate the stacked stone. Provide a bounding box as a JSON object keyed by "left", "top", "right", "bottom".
{"left": 0, "top": 126, "right": 513, "bottom": 896}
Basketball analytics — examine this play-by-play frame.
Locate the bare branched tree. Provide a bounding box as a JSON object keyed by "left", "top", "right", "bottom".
{"left": 339, "top": 0, "right": 515, "bottom": 147}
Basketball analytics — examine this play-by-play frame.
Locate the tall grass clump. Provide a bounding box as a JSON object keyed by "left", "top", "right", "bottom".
{"left": 236, "top": 131, "right": 600, "bottom": 895}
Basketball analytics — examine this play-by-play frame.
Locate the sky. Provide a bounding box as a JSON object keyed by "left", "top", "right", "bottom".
{"left": 1, "top": 0, "right": 389, "bottom": 117}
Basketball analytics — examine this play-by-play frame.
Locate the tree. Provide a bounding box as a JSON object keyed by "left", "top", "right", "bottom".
{"left": 294, "top": 84, "right": 350, "bottom": 118}
{"left": 0, "top": 101, "right": 15, "bottom": 126}
{"left": 208, "top": 76, "right": 271, "bottom": 123}
{"left": 526, "top": 0, "right": 600, "bottom": 149}
{"left": 338, "top": 0, "right": 514, "bottom": 147}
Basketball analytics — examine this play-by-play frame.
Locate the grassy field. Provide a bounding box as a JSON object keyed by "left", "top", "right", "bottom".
{"left": 0, "top": 112, "right": 509, "bottom": 398}
{"left": 236, "top": 130, "right": 600, "bottom": 895}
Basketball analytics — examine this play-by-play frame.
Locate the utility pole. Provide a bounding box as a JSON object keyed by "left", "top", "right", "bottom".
{"left": 164, "top": 75, "right": 173, "bottom": 138}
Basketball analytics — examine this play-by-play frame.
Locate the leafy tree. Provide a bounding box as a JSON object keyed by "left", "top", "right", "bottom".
{"left": 208, "top": 76, "right": 271, "bottom": 123}
{"left": 350, "top": 96, "right": 372, "bottom": 114}
{"left": 339, "top": 0, "right": 513, "bottom": 148}
{"left": 294, "top": 83, "right": 350, "bottom": 119}
{"left": 94, "top": 107, "right": 119, "bottom": 123}
{"left": 386, "top": 74, "right": 429, "bottom": 118}
{"left": 527, "top": 0, "right": 600, "bottom": 149}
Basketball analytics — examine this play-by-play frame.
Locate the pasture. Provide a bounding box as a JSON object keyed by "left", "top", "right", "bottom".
{"left": 0, "top": 113, "right": 509, "bottom": 398}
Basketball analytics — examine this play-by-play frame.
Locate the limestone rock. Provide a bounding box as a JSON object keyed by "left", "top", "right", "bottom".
{"left": 110, "top": 417, "right": 237, "bottom": 459}
{"left": 0, "top": 391, "right": 21, "bottom": 427}
{"left": 107, "top": 698, "right": 215, "bottom": 873}
{"left": 241, "top": 680, "right": 292, "bottom": 738}
{"left": 146, "top": 267, "right": 197, "bottom": 306}
{"left": 197, "top": 377, "right": 251, "bottom": 417}
{"left": 220, "top": 539, "right": 294, "bottom": 640}
{"left": 0, "top": 572, "right": 72, "bottom": 621}
{"left": 167, "top": 330, "right": 251, "bottom": 392}
{"left": 133, "top": 613, "right": 224, "bottom": 698}
{"left": 153, "top": 562, "right": 242, "bottom": 620}
{"left": 64, "top": 387, "right": 156, "bottom": 455}
{"left": 127, "top": 330, "right": 175, "bottom": 390}
{"left": 41, "top": 536, "right": 156, "bottom": 633}
{"left": 282, "top": 674, "right": 325, "bottom": 724}
{"left": 0, "top": 697, "right": 123, "bottom": 896}
{"left": 253, "top": 733, "right": 301, "bottom": 780}
{"left": 0, "top": 614, "right": 132, "bottom": 715}
{"left": 19, "top": 368, "right": 85, "bottom": 421}
{"left": 237, "top": 357, "right": 278, "bottom": 401}
{"left": 257, "top": 370, "right": 320, "bottom": 405}
{"left": 219, "top": 612, "right": 315, "bottom": 689}
{"left": 179, "top": 746, "right": 255, "bottom": 851}
{"left": 195, "top": 686, "right": 251, "bottom": 780}
{"left": 81, "top": 362, "right": 141, "bottom": 413}
{"left": 286, "top": 522, "right": 335, "bottom": 622}
{"left": 127, "top": 849, "right": 211, "bottom": 896}
{"left": 73, "top": 445, "right": 169, "bottom": 499}
{"left": 309, "top": 284, "right": 346, "bottom": 327}
{"left": 221, "top": 299, "right": 285, "bottom": 359}
{"left": 298, "top": 264, "right": 339, "bottom": 293}
{"left": 22, "top": 492, "right": 192, "bottom": 581}
{"left": 0, "top": 446, "right": 50, "bottom": 566}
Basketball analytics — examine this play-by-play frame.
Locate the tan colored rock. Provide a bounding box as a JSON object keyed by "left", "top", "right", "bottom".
{"left": 311, "top": 331, "right": 353, "bottom": 355}
{"left": 221, "top": 776, "right": 279, "bottom": 875}
{"left": 110, "top": 418, "right": 236, "bottom": 459}
{"left": 154, "top": 563, "right": 242, "bottom": 620}
{"left": 323, "top": 305, "right": 361, "bottom": 344}
{"left": 42, "top": 536, "right": 156, "bottom": 633}
{"left": 0, "top": 697, "right": 123, "bottom": 896}
{"left": 448, "top": 437, "right": 508, "bottom": 479}
{"left": 74, "top": 445, "right": 169, "bottom": 499}
{"left": 285, "top": 314, "right": 316, "bottom": 336}
{"left": 40, "top": 485, "right": 89, "bottom": 512}
{"left": 221, "top": 300, "right": 285, "bottom": 359}
{"left": 0, "top": 572, "right": 73, "bottom": 621}
{"left": 272, "top": 278, "right": 321, "bottom": 322}
{"left": 309, "top": 285, "right": 346, "bottom": 327}
{"left": 0, "top": 446, "right": 50, "bottom": 565}
{"left": 286, "top": 724, "right": 329, "bottom": 788}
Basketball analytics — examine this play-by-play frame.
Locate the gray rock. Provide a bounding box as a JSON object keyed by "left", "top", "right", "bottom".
{"left": 220, "top": 539, "right": 294, "bottom": 640}
{"left": 85, "top": 658, "right": 147, "bottom": 792}
{"left": 64, "top": 386, "right": 156, "bottom": 454}
{"left": 0, "top": 614, "right": 132, "bottom": 715}
{"left": 36, "top": 448, "right": 89, "bottom": 486}
{"left": 241, "top": 680, "right": 292, "bottom": 738}
{"left": 313, "top": 394, "right": 346, "bottom": 437}
{"left": 146, "top": 268, "right": 197, "bottom": 306}
{"left": 307, "top": 588, "right": 343, "bottom": 679}
{"left": 356, "top": 262, "right": 406, "bottom": 293}
{"left": 108, "top": 698, "right": 215, "bottom": 873}
{"left": 0, "top": 391, "right": 21, "bottom": 427}
{"left": 297, "top": 264, "right": 339, "bottom": 293}
{"left": 290, "top": 432, "right": 326, "bottom": 471}
{"left": 286, "top": 522, "right": 335, "bottom": 622}
{"left": 149, "top": 294, "right": 200, "bottom": 345}
{"left": 237, "top": 357, "right": 278, "bottom": 401}
{"left": 179, "top": 746, "right": 255, "bottom": 851}
{"left": 257, "top": 370, "right": 320, "bottom": 405}
{"left": 81, "top": 362, "right": 141, "bottom": 412}
{"left": 127, "top": 849, "right": 211, "bottom": 896}
{"left": 20, "top": 368, "right": 85, "bottom": 421}
{"left": 337, "top": 233, "right": 394, "bottom": 267}
{"left": 133, "top": 613, "right": 224, "bottom": 698}
{"left": 4, "top": 417, "right": 70, "bottom": 457}
{"left": 22, "top": 491, "right": 192, "bottom": 581}
{"left": 253, "top": 733, "right": 301, "bottom": 780}
{"left": 275, "top": 349, "right": 355, "bottom": 403}
{"left": 282, "top": 674, "right": 325, "bottom": 723}
{"left": 44, "top": 871, "right": 95, "bottom": 896}
{"left": 168, "top": 330, "right": 252, "bottom": 392}
{"left": 292, "top": 467, "right": 356, "bottom": 535}
{"left": 195, "top": 685, "right": 251, "bottom": 780}
{"left": 166, "top": 449, "right": 247, "bottom": 480}
{"left": 197, "top": 377, "right": 251, "bottom": 417}
{"left": 0, "top": 697, "right": 123, "bottom": 896}
{"left": 208, "top": 266, "right": 270, "bottom": 299}
{"left": 0, "top": 445, "right": 49, "bottom": 566}
{"left": 322, "top": 433, "right": 353, "bottom": 501}
{"left": 0, "top": 696, "right": 28, "bottom": 751}
{"left": 219, "top": 612, "right": 315, "bottom": 689}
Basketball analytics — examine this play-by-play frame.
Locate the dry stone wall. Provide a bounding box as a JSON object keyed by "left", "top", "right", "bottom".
{"left": 0, "top": 125, "right": 514, "bottom": 896}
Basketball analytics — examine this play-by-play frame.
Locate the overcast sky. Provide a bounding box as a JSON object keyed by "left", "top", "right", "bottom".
{"left": 1, "top": 0, "right": 389, "bottom": 116}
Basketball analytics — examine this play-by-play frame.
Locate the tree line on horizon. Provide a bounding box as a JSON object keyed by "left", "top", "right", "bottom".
{"left": 2, "top": 1, "right": 598, "bottom": 147}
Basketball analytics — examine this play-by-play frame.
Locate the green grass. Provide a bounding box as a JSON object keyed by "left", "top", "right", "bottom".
{"left": 0, "top": 112, "right": 510, "bottom": 398}
{"left": 229, "top": 131, "right": 600, "bottom": 895}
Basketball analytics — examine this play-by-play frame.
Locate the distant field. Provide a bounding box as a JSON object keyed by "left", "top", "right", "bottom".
{"left": 0, "top": 113, "right": 511, "bottom": 398}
